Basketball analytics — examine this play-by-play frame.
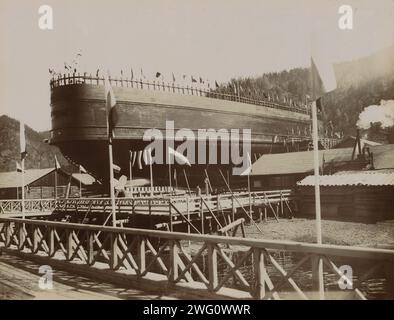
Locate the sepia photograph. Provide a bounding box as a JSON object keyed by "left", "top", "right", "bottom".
{"left": 0, "top": 0, "right": 394, "bottom": 306}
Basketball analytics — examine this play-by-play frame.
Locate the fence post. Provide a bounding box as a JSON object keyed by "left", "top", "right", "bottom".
{"left": 169, "top": 240, "right": 178, "bottom": 283}
{"left": 88, "top": 231, "right": 94, "bottom": 266}
{"left": 137, "top": 236, "right": 146, "bottom": 276}
{"left": 32, "top": 225, "right": 38, "bottom": 253}
{"left": 200, "top": 197, "right": 204, "bottom": 234}
{"left": 208, "top": 243, "right": 218, "bottom": 291}
{"left": 110, "top": 233, "right": 118, "bottom": 270}
{"left": 311, "top": 255, "right": 325, "bottom": 300}
{"left": 169, "top": 201, "right": 173, "bottom": 232}
{"left": 48, "top": 227, "right": 55, "bottom": 257}
{"left": 280, "top": 190, "right": 283, "bottom": 216}
{"left": 67, "top": 229, "right": 73, "bottom": 261}
{"left": 5, "top": 222, "right": 11, "bottom": 247}
{"left": 231, "top": 196, "right": 235, "bottom": 222}
{"left": 18, "top": 223, "right": 25, "bottom": 250}
{"left": 253, "top": 248, "right": 267, "bottom": 299}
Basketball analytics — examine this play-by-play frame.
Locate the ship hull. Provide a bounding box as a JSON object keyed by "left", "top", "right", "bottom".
{"left": 50, "top": 80, "right": 317, "bottom": 188}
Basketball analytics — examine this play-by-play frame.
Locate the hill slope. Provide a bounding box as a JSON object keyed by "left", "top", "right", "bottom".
{"left": 220, "top": 45, "right": 394, "bottom": 137}
{"left": 0, "top": 115, "right": 71, "bottom": 172}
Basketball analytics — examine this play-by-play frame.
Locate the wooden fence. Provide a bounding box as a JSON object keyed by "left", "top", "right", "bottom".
{"left": 0, "top": 217, "right": 393, "bottom": 299}
{"left": 0, "top": 199, "right": 56, "bottom": 214}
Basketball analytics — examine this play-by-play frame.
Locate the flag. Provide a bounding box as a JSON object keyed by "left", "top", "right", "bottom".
{"left": 215, "top": 81, "right": 219, "bottom": 89}
{"left": 156, "top": 72, "right": 161, "bottom": 78}
{"left": 131, "top": 151, "right": 137, "bottom": 167}
{"left": 168, "top": 147, "right": 191, "bottom": 166}
{"left": 113, "top": 163, "right": 121, "bottom": 173}
{"left": 16, "top": 161, "right": 22, "bottom": 172}
{"left": 311, "top": 41, "right": 337, "bottom": 112}
{"left": 104, "top": 73, "right": 117, "bottom": 139}
{"left": 79, "top": 165, "right": 87, "bottom": 173}
{"left": 54, "top": 155, "right": 60, "bottom": 170}
{"left": 143, "top": 148, "right": 153, "bottom": 165}
{"left": 199, "top": 77, "right": 204, "bottom": 84}
{"left": 19, "top": 121, "right": 27, "bottom": 160}
{"left": 137, "top": 150, "right": 143, "bottom": 169}
{"left": 240, "top": 152, "right": 252, "bottom": 176}
{"left": 191, "top": 76, "right": 197, "bottom": 83}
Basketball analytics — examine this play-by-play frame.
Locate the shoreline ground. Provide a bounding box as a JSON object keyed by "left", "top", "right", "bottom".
{"left": 242, "top": 218, "right": 394, "bottom": 248}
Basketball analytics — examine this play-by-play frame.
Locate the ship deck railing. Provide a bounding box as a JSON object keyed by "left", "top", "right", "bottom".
{"left": 50, "top": 73, "right": 311, "bottom": 116}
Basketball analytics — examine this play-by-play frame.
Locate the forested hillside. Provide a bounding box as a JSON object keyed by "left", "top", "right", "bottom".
{"left": 219, "top": 45, "right": 394, "bottom": 137}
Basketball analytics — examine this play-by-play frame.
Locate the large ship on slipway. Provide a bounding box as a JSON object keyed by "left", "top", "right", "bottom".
{"left": 49, "top": 72, "right": 334, "bottom": 188}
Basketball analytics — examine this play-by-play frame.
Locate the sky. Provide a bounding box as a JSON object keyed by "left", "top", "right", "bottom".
{"left": 0, "top": 0, "right": 393, "bottom": 131}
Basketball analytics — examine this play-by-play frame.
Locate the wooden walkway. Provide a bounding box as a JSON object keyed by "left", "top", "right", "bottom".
{"left": 0, "top": 190, "right": 295, "bottom": 236}
{"left": 1, "top": 216, "right": 393, "bottom": 300}
{"left": 0, "top": 252, "right": 205, "bottom": 300}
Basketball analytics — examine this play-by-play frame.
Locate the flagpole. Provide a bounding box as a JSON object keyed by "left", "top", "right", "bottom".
{"left": 129, "top": 151, "right": 133, "bottom": 182}
{"left": 21, "top": 157, "right": 25, "bottom": 219}
{"left": 55, "top": 168, "right": 58, "bottom": 200}
{"left": 149, "top": 149, "right": 154, "bottom": 197}
{"left": 79, "top": 167, "right": 82, "bottom": 197}
{"left": 108, "top": 137, "right": 117, "bottom": 226}
{"left": 248, "top": 170, "right": 251, "bottom": 212}
{"left": 311, "top": 100, "right": 322, "bottom": 244}
{"left": 311, "top": 46, "right": 324, "bottom": 299}
{"left": 168, "top": 149, "right": 172, "bottom": 189}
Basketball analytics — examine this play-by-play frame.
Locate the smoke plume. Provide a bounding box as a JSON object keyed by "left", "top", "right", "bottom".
{"left": 357, "top": 100, "right": 394, "bottom": 129}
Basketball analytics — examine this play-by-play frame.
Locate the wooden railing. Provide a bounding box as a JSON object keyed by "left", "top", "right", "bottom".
{"left": 50, "top": 73, "right": 311, "bottom": 115}
{"left": 0, "top": 190, "right": 295, "bottom": 222}
{"left": 0, "top": 217, "right": 393, "bottom": 299}
{"left": 0, "top": 199, "right": 56, "bottom": 215}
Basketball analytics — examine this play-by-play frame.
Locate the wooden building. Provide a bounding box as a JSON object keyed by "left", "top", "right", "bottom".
{"left": 0, "top": 168, "right": 96, "bottom": 199}
{"left": 297, "top": 171, "right": 394, "bottom": 222}
{"left": 250, "top": 144, "right": 394, "bottom": 190}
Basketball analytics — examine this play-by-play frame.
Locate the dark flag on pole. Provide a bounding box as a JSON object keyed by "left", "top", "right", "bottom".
{"left": 156, "top": 72, "right": 161, "bottom": 78}
{"left": 316, "top": 97, "right": 323, "bottom": 113}
{"left": 215, "top": 81, "right": 219, "bottom": 89}
{"left": 191, "top": 76, "right": 197, "bottom": 83}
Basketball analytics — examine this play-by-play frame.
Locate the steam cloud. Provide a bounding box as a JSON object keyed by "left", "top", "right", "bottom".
{"left": 357, "top": 99, "right": 394, "bottom": 129}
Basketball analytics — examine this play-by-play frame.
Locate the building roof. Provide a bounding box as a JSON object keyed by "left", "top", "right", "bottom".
{"left": 71, "top": 173, "right": 97, "bottom": 185}
{"left": 250, "top": 144, "right": 394, "bottom": 176}
{"left": 334, "top": 136, "right": 382, "bottom": 149}
{"left": 297, "top": 171, "right": 394, "bottom": 187}
{"left": 0, "top": 168, "right": 54, "bottom": 189}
